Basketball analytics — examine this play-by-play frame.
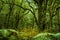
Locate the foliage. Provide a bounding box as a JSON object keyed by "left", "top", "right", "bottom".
{"left": 0, "top": 29, "right": 20, "bottom": 40}
{"left": 33, "top": 33, "right": 60, "bottom": 40}
{"left": 53, "top": 33, "right": 60, "bottom": 40}
{"left": 0, "top": 28, "right": 39, "bottom": 40}
{"left": 33, "top": 33, "right": 56, "bottom": 40}
{"left": 0, "top": 0, "right": 60, "bottom": 40}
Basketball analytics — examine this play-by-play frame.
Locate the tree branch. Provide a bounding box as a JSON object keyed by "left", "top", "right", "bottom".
{"left": 26, "top": 0, "right": 38, "bottom": 26}
{"left": 0, "top": 0, "right": 38, "bottom": 26}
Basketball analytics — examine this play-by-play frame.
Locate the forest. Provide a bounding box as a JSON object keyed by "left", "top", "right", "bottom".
{"left": 0, "top": 0, "right": 60, "bottom": 40}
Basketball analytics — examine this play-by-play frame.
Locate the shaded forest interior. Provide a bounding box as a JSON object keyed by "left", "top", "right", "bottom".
{"left": 0, "top": 0, "right": 60, "bottom": 40}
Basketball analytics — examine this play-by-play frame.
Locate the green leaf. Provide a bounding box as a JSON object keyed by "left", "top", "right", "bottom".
{"left": 33, "top": 33, "right": 55, "bottom": 40}
{"left": 54, "top": 33, "right": 60, "bottom": 40}
{"left": 0, "top": 29, "right": 10, "bottom": 37}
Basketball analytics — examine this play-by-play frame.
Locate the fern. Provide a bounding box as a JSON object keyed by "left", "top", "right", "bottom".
{"left": 33, "top": 33, "right": 55, "bottom": 40}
